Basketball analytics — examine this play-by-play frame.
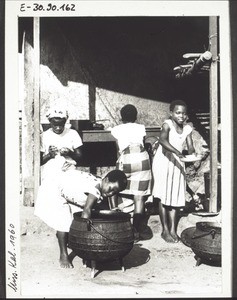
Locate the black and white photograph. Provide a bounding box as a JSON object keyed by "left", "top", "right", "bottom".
{"left": 3, "top": 0, "right": 235, "bottom": 298}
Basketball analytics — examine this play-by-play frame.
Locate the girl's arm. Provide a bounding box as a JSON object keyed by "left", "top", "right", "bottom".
{"left": 114, "top": 141, "right": 120, "bottom": 159}
{"left": 108, "top": 194, "right": 119, "bottom": 210}
{"left": 40, "top": 151, "right": 50, "bottom": 166}
{"left": 186, "top": 132, "right": 195, "bottom": 154}
{"left": 40, "top": 145, "right": 58, "bottom": 165}
{"left": 159, "top": 123, "right": 184, "bottom": 158}
{"left": 60, "top": 146, "right": 82, "bottom": 163}
{"left": 81, "top": 194, "right": 98, "bottom": 219}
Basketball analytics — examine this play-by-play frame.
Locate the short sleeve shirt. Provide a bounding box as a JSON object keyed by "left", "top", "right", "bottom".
{"left": 59, "top": 170, "right": 102, "bottom": 206}
{"left": 40, "top": 128, "right": 83, "bottom": 180}
{"left": 40, "top": 127, "right": 82, "bottom": 154}
{"left": 111, "top": 123, "right": 146, "bottom": 152}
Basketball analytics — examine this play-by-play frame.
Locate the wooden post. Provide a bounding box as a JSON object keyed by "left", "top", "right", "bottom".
{"left": 209, "top": 16, "right": 219, "bottom": 212}
{"left": 22, "top": 18, "right": 40, "bottom": 206}
{"left": 89, "top": 84, "right": 97, "bottom": 174}
{"left": 22, "top": 21, "right": 34, "bottom": 206}
{"left": 89, "top": 84, "right": 96, "bottom": 122}
{"left": 33, "top": 17, "right": 40, "bottom": 203}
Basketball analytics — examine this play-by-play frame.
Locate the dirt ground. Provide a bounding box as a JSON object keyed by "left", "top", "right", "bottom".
{"left": 18, "top": 201, "right": 223, "bottom": 299}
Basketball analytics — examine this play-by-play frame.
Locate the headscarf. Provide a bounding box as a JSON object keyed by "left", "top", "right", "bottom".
{"left": 46, "top": 107, "right": 69, "bottom": 120}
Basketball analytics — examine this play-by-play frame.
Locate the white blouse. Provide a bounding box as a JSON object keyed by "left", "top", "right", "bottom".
{"left": 111, "top": 123, "right": 146, "bottom": 152}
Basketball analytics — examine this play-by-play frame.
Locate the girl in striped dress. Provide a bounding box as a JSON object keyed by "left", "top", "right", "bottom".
{"left": 111, "top": 104, "right": 152, "bottom": 241}
{"left": 152, "top": 100, "right": 195, "bottom": 243}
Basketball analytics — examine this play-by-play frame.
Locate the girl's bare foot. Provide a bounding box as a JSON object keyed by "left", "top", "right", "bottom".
{"left": 170, "top": 232, "right": 180, "bottom": 243}
{"left": 59, "top": 254, "right": 74, "bottom": 268}
{"left": 161, "top": 231, "right": 176, "bottom": 243}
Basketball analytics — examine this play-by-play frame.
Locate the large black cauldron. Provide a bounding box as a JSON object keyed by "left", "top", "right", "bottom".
{"left": 68, "top": 210, "right": 134, "bottom": 276}
{"left": 190, "top": 222, "right": 221, "bottom": 266}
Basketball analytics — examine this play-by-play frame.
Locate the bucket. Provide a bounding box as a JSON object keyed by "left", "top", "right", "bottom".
{"left": 190, "top": 222, "right": 221, "bottom": 265}
{"left": 68, "top": 210, "right": 134, "bottom": 262}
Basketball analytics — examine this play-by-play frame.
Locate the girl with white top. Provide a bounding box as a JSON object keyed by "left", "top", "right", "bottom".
{"left": 39, "top": 107, "right": 83, "bottom": 181}
{"left": 35, "top": 107, "right": 83, "bottom": 268}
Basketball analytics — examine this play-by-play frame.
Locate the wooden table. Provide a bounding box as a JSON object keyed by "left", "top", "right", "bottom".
{"left": 80, "top": 127, "right": 161, "bottom": 143}
{"left": 79, "top": 127, "right": 161, "bottom": 169}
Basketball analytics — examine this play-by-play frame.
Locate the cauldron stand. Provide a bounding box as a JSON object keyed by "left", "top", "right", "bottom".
{"left": 82, "top": 257, "right": 125, "bottom": 278}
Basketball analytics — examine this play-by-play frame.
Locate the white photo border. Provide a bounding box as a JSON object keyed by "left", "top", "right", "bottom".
{"left": 5, "top": 0, "right": 233, "bottom": 298}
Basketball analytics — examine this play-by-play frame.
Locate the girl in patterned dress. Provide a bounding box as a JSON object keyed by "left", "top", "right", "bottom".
{"left": 111, "top": 104, "right": 152, "bottom": 241}
{"left": 152, "top": 100, "right": 196, "bottom": 243}
{"left": 35, "top": 167, "right": 127, "bottom": 269}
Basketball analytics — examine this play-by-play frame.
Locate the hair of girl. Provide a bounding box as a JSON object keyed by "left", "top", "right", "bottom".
{"left": 169, "top": 100, "right": 187, "bottom": 112}
{"left": 106, "top": 170, "right": 128, "bottom": 190}
{"left": 120, "top": 104, "right": 138, "bottom": 122}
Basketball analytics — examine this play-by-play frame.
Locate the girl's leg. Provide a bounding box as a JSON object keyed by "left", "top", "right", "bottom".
{"left": 167, "top": 207, "right": 179, "bottom": 242}
{"left": 158, "top": 200, "right": 175, "bottom": 243}
{"left": 133, "top": 196, "right": 146, "bottom": 239}
{"left": 56, "top": 231, "right": 73, "bottom": 268}
{"left": 134, "top": 195, "right": 145, "bottom": 215}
